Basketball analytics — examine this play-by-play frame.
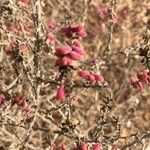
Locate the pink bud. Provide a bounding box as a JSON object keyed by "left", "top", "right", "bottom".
{"left": 55, "top": 57, "right": 72, "bottom": 67}
{"left": 94, "top": 74, "right": 104, "bottom": 83}
{"left": 79, "top": 71, "right": 90, "bottom": 79}
{"left": 56, "top": 86, "right": 66, "bottom": 102}
{"left": 72, "top": 25, "right": 87, "bottom": 37}
{"left": 72, "top": 46, "right": 85, "bottom": 55}
{"left": 68, "top": 51, "right": 81, "bottom": 60}
{"left": 81, "top": 144, "right": 88, "bottom": 150}
{"left": 0, "top": 93, "right": 5, "bottom": 107}
{"left": 91, "top": 144, "right": 102, "bottom": 150}
{"left": 77, "top": 29, "right": 87, "bottom": 37}
{"left": 72, "top": 40, "right": 85, "bottom": 55}
{"left": 55, "top": 46, "right": 72, "bottom": 56}
{"left": 88, "top": 74, "right": 96, "bottom": 83}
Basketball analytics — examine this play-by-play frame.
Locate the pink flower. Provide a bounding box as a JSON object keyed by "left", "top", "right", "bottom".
{"left": 55, "top": 56, "right": 72, "bottom": 67}
{"left": 91, "top": 144, "right": 102, "bottom": 150}
{"left": 56, "top": 86, "right": 66, "bottom": 102}
{"left": 81, "top": 144, "right": 88, "bottom": 150}
{"left": 93, "top": 74, "right": 104, "bottom": 83}
{"left": 55, "top": 45, "right": 72, "bottom": 56}
{"left": 0, "top": 93, "right": 5, "bottom": 107}
{"left": 79, "top": 71, "right": 90, "bottom": 79}
{"left": 131, "top": 79, "right": 143, "bottom": 90}
{"left": 68, "top": 51, "right": 82, "bottom": 60}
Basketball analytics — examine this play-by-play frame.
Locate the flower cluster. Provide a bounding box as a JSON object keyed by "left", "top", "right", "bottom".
{"left": 61, "top": 24, "right": 87, "bottom": 38}
{"left": 55, "top": 24, "right": 86, "bottom": 68}
{"left": 131, "top": 70, "right": 150, "bottom": 90}
{"left": 55, "top": 40, "right": 85, "bottom": 67}
{"left": 79, "top": 70, "right": 104, "bottom": 84}
{"left": 55, "top": 24, "right": 87, "bottom": 101}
